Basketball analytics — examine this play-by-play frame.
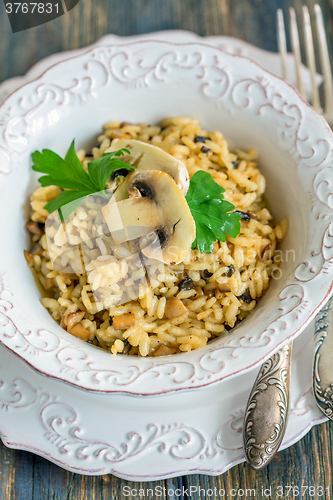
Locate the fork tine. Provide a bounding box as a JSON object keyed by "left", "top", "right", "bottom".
{"left": 315, "top": 4, "right": 333, "bottom": 113}
{"left": 277, "top": 9, "right": 289, "bottom": 81}
{"left": 303, "top": 6, "right": 322, "bottom": 112}
{"left": 314, "top": 4, "right": 333, "bottom": 115}
{"left": 289, "top": 7, "right": 306, "bottom": 97}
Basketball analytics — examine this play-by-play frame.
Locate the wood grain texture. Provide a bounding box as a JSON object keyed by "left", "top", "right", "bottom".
{"left": 1, "top": 0, "right": 332, "bottom": 82}
{"left": 1, "top": 0, "right": 333, "bottom": 498}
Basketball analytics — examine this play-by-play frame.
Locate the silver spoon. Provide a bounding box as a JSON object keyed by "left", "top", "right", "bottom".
{"left": 242, "top": 343, "right": 292, "bottom": 470}
{"left": 313, "top": 297, "right": 333, "bottom": 419}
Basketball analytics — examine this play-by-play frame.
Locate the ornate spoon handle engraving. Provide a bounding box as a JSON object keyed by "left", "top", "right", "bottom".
{"left": 242, "top": 343, "right": 292, "bottom": 470}
{"left": 313, "top": 297, "right": 333, "bottom": 419}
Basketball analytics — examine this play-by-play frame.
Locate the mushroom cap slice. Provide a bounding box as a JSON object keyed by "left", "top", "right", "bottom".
{"left": 106, "top": 139, "right": 190, "bottom": 199}
{"left": 102, "top": 170, "right": 195, "bottom": 265}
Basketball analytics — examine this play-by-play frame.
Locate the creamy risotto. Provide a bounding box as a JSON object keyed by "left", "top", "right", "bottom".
{"left": 25, "top": 117, "right": 288, "bottom": 357}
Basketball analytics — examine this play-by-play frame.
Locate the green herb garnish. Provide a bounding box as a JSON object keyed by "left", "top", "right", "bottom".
{"left": 185, "top": 170, "right": 241, "bottom": 254}
{"left": 32, "top": 140, "right": 132, "bottom": 219}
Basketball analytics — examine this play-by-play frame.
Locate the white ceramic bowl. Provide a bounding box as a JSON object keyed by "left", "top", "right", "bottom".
{"left": 0, "top": 41, "right": 332, "bottom": 396}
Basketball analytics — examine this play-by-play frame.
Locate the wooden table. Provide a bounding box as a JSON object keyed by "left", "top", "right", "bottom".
{"left": 1, "top": 0, "right": 333, "bottom": 498}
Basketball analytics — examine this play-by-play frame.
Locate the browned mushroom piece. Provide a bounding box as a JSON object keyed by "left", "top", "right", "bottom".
{"left": 164, "top": 297, "right": 188, "bottom": 319}
{"left": 153, "top": 345, "right": 178, "bottom": 356}
{"left": 247, "top": 210, "right": 259, "bottom": 220}
{"left": 68, "top": 322, "right": 91, "bottom": 341}
{"left": 66, "top": 311, "right": 85, "bottom": 331}
{"left": 26, "top": 221, "right": 45, "bottom": 235}
{"left": 112, "top": 313, "right": 136, "bottom": 330}
{"left": 30, "top": 242, "right": 43, "bottom": 256}
{"left": 24, "top": 250, "right": 34, "bottom": 264}
{"left": 260, "top": 243, "right": 272, "bottom": 261}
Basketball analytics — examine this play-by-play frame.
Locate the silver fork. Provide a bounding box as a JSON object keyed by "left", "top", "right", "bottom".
{"left": 278, "top": 5, "right": 333, "bottom": 425}
{"left": 277, "top": 4, "right": 333, "bottom": 127}
{"left": 243, "top": 6, "right": 333, "bottom": 470}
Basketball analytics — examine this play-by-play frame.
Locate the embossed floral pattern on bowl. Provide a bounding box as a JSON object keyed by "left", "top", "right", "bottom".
{"left": 0, "top": 41, "right": 332, "bottom": 395}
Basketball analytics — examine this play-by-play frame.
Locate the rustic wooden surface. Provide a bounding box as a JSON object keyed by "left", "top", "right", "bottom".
{"left": 1, "top": 0, "right": 333, "bottom": 498}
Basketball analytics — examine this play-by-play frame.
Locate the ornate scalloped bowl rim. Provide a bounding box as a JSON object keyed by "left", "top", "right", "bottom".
{"left": 0, "top": 40, "right": 333, "bottom": 396}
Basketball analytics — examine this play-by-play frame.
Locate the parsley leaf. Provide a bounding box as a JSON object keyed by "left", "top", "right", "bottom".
{"left": 32, "top": 141, "right": 98, "bottom": 192}
{"left": 87, "top": 149, "right": 131, "bottom": 191}
{"left": 32, "top": 141, "right": 132, "bottom": 217}
{"left": 185, "top": 170, "right": 241, "bottom": 253}
{"left": 44, "top": 190, "right": 94, "bottom": 220}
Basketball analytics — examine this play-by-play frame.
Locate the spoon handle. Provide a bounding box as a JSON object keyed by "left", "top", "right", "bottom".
{"left": 313, "top": 297, "right": 333, "bottom": 419}
{"left": 243, "top": 343, "right": 292, "bottom": 470}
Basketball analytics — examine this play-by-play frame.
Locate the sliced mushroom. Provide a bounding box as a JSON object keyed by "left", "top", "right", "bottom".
{"left": 66, "top": 311, "right": 85, "bottom": 331}
{"left": 106, "top": 139, "right": 190, "bottom": 199}
{"left": 26, "top": 220, "right": 45, "bottom": 235}
{"left": 112, "top": 313, "right": 136, "bottom": 330}
{"left": 102, "top": 170, "right": 195, "bottom": 264}
{"left": 153, "top": 345, "right": 177, "bottom": 356}
{"left": 68, "top": 322, "right": 91, "bottom": 341}
{"left": 164, "top": 297, "right": 188, "bottom": 319}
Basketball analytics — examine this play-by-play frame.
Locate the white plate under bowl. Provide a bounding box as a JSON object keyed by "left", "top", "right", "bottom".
{"left": 0, "top": 318, "right": 325, "bottom": 479}
{"left": 0, "top": 31, "right": 321, "bottom": 103}
{"left": 0, "top": 32, "right": 328, "bottom": 479}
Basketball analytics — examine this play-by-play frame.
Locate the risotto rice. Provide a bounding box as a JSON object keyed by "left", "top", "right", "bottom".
{"left": 25, "top": 117, "right": 288, "bottom": 357}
